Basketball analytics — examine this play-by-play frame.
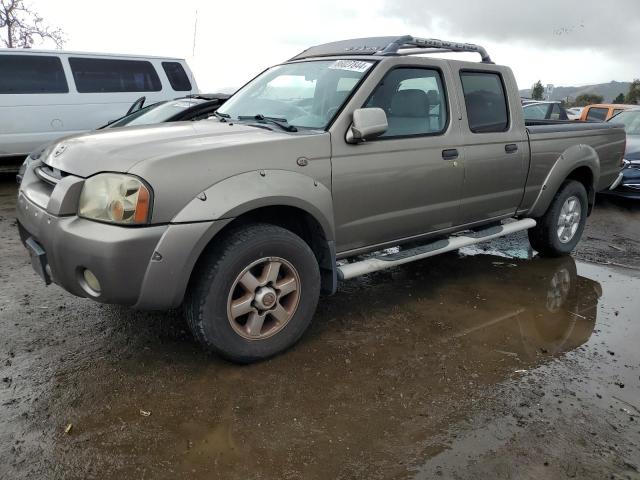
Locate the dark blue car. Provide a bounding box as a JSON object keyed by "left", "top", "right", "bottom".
{"left": 606, "top": 108, "right": 640, "bottom": 199}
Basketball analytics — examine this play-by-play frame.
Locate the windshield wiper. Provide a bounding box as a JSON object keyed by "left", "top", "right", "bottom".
{"left": 237, "top": 114, "right": 298, "bottom": 132}
{"left": 214, "top": 111, "right": 230, "bottom": 122}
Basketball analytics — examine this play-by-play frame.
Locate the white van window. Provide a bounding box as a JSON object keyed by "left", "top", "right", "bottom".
{"left": 162, "top": 62, "right": 192, "bottom": 91}
{"left": 0, "top": 55, "right": 68, "bottom": 94}
{"left": 69, "top": 57, "right": 162, "bottom": 93}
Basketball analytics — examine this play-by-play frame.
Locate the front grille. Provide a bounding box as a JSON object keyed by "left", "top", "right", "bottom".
{"left": 35, "top": 164, "right": 67, "bottom": 187}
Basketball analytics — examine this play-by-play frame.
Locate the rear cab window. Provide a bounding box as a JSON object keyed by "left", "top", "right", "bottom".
{"left": 586, "top": 107, "right": 608, "bottom": 121}
{"left": 162, "top": 62, "right": 192, "bottom": 91}
{"left": 460, "top": 71, "right": 509, "bottom": 133}
{"left": 0, "top": 55, "right": 68, "bottom": 94}
{"left": 69, "top": 57, "right": 162, "bottom": 93}
{"left": 364, "top": 67, "right": 448, "bottom": 138}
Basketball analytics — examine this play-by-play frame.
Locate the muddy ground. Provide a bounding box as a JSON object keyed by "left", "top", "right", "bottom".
{"left": 1, "top": 175, "right": 640, "bottom": 480}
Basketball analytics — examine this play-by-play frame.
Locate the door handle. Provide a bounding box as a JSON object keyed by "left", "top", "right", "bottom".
{"left": 442, "top": 148, "right": 459, "bottom": 160}
{"left": 505, "top": 144, "right": 518, "bottom": 153}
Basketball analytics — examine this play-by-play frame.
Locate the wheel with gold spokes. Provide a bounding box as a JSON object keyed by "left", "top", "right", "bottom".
{"left": 185, "top": 223, "right": 320, "bottom": 363}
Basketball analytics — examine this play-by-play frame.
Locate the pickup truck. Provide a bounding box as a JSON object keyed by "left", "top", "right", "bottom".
{"left": 16, "top": 36, "right": 626, "bottom": 363}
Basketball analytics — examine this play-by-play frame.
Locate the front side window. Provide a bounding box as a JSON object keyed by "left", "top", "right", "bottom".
{"left": 218, "top": 59, "right": 374, "bottom": 130}
{"left": 364, "top": 67, "right": 448, "bottom": 137}
{"left": 460, "top": 71, "right": 509, "bottom": 133}
{"left": 0, "top": 55, "right": 68, "bottom": 94}
{"left": 586, "top": 107, "right": 608, "bottom": 122}
{"left": 69, "top": 57, "right": 162, "bottom": 93}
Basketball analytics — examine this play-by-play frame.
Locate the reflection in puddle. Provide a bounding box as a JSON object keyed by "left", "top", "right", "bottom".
{"left": 49, "top": 252, "right": 604, "bottom": 479}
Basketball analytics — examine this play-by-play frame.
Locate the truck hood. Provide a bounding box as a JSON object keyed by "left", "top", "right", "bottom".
{"left": 41, "top": 119, "right": 331, "bottom": 224}
{"left": 42, "top": 120, "right": 295, "bottom": 178}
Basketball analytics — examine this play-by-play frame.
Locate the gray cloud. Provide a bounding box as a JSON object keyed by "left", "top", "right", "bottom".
{"left": 381, "top": 0, "right": 640, "bottom": 53}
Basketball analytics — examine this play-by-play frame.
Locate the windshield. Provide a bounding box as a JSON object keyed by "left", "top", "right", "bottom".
{"left": 107, "top": 99, "right": 203, "bottom": 128}
{"left": 217, "top": 59, "right": 375, "bottom": 130}
{"left": 608, "top": 110, "right": 640, "bottom": 135}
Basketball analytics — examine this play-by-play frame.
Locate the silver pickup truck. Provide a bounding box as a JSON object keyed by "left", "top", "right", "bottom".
{"left": 16, "top": 36, "right": 625, "bottom": 362}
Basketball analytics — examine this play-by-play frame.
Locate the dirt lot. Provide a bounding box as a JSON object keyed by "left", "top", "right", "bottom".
{"left": 1, "top": 176, "right": 640, "bottom": 480}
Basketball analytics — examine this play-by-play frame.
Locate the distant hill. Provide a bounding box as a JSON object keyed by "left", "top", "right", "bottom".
{"left": 519, "top": 81, "right": 631, "bottom": 103}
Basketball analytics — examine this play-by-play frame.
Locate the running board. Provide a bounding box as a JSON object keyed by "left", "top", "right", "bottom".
{"left": 337, "top": 218, "right": 536, "bottom": 280}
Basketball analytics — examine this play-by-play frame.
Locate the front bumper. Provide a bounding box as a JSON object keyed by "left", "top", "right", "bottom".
{"left": 17, "top": 192, "right": 168, "bottom": 305}
{"left": 17, "top": 161, "right": 232, "bottom": 309}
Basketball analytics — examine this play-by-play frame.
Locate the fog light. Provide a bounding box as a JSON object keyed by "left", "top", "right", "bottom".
{"left": 83, "top": 269, "right": 101, "bottom": 293}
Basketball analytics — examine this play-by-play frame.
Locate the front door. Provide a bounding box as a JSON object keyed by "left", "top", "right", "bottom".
{"left": 331, "top": 64, "right": 465, "bottom": 254}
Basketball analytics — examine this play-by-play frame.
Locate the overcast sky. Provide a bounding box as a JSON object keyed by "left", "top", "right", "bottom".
{"left": 27, "top": 0, "right": 640, "bottom": 93}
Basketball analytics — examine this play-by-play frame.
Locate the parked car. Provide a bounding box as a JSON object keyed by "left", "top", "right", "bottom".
{"left": 15, "top": 94, "right": 230, "bottom": 183}
{"left": 566, "top": 107, "right": 583, "bottom": 120}
{"left": 522, "top": 100, "right": 569, "bottom": 121}
{"left": 101, "top": 94, "right": 230, "bottom": 129}
{"left": 605, "top": 108, "right": 640, "bottom": 198}
{"left": 17, "top": 35, "right": 625, "bottom": 362}
{"left": 0, "top": 49, "right": 198, "bottom": 167}
{"left": 579, "top": 103, "right": 635, "bottom": 122}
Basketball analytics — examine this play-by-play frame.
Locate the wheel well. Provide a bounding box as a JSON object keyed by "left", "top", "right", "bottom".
{"left": 194, "top": 206, "right": 337, "bottom": 295}
{"left": 566, "top": 166, "right": 595, "bottom": 214}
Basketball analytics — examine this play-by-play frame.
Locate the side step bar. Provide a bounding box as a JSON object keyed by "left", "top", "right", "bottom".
{"left": 337, "top": 218, "right": 536, "bottom": 280}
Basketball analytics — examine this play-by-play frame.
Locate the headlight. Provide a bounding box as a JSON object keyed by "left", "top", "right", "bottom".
{"left": 78, "top": 173, "right": 152, "bottom": 225}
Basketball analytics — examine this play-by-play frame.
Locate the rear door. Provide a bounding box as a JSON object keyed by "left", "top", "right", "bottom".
{"left": 330, "top": 59, "right": 465, "bottom": 254}
{"left": 451, "top": 66, "right": 529, "bottom": 224}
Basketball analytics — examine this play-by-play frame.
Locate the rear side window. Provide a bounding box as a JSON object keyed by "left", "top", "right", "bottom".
{"left": 365, "top": 67, "right": 448, "bottom": 138}
{"left": 162, "top": 62, "right": 192, "bottom": 91}
{"left": 460, "top": 71, "right": 509, "bottom": 133}
{"left": 69, "top": 57, "right": 162, "bottom": 93}
{"left": 0, "top": 55, "right": 68, "bottom": 94}
{"left": 586, "top": 107, "right": 608, "bottom": 121}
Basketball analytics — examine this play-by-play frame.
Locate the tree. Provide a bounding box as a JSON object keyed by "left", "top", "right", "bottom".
{"left": 0, "top": 0, "right": 65, "bottom": 48}
{"left": 574, "top": 93, "right": 603, "bottom": 107}
{"left": 625, "top": 79, "right": 640, "bottom": 105}
{"left": 531, "top": 80, "right": 544, "bottom": 100}
{"left": 613, "top": 93, "right": 626, "bottom": 104}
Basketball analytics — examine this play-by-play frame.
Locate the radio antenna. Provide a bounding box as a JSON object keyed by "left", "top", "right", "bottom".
{"left": 188, "top": 9, "right": 198, "bottom": 101}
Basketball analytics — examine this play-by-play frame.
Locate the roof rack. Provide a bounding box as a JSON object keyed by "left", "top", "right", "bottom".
{"left": 290, "top": 35, "right": 493, "bottom": 64}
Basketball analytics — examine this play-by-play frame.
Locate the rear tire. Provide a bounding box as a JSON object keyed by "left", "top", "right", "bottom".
{"left": 185, "top": 223, "right": 321, "bottom": 363}
{"left": 528, "top": 180, "right": 588, "bottom": 257}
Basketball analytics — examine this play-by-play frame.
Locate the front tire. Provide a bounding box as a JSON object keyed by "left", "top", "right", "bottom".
{"left": 185, "top": 223, "right": 321, "bottom": 363}
{"left": 528, "top": 180, "right": 588, "bottom": 257}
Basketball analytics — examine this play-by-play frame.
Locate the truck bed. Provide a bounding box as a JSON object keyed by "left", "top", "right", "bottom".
{"left": 519, "top": 120, "right": 626, "bottom": 215}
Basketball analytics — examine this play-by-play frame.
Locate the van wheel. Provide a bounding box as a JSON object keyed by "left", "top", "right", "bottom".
{"left": 185, "top": 223, "right": 320, "bottom": 363}
{"left": 528, "top": 180, "right": 588, "bottom": 257}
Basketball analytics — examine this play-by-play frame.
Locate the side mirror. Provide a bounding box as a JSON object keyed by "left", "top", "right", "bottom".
{"left": 346, "top": 108, "right": 388, "bottom": 144}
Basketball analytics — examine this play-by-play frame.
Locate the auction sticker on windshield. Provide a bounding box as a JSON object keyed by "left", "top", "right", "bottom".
{"left": 329, "top": 60, "right": 372, "bottom": 73}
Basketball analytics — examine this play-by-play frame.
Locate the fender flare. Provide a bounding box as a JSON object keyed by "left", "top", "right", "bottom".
{"left": 527, "top": 144, "right": 599, "bottom": 218}
{"left": 172, "top": 169, "right": 335, "bottom": 241}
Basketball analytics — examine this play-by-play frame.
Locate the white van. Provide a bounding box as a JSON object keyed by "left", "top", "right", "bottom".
{"left": 0, "top": 49, "right": 198, "bottom": 160}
